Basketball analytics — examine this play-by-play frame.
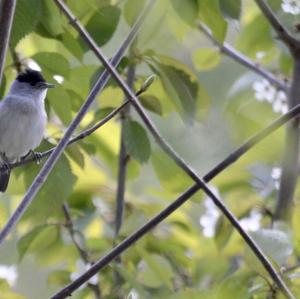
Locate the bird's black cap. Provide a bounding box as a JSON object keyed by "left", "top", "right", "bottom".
{"left": 16, "top": 69, "right": 46, "bottom": 86}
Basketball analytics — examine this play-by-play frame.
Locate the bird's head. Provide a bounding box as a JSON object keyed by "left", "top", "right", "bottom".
{"left": 9, "top": 69, "right": 55, "bottom": 100}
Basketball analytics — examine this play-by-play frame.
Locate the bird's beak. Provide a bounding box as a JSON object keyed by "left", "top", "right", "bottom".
{"left": 44, "top": 82, "right": 55, "bottom": 89}
{"left": 37, "top": 82, "right": 55, "bottom": 89}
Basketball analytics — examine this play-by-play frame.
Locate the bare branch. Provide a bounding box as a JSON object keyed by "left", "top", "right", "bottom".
{"left": 253, "top": 1, "right": 300, "bottom": 220}
{"left": 254, "top": 0, "right": 300, "bottom": 51}
{"left": 49, "top": 101, "right": 300, "bottom": 299}
{"left": 275, "top": 60, "right": 300, "bottom": 220}
{"left": 0, "top": 0, "right": 154, "bottom": 245}
{"left": 0, "top": 0, "right": 16, "bottom": 85}
{"left": 7, "top": 74, "right": 154, "bottom": 170}
{"left": 51, "top": 2, "right": 295, "bottom": 298}
{"left": 115, "top": 63, "right": 135, "bottom": 238}
{"left": 62, "top": 202, "right": 101, "bottom": 298}
{"left": 197, "top": 22, "right": 288, "bottom": 91}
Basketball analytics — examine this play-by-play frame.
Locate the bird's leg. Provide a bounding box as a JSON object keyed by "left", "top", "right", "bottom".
{"left": 0, "top": 153, "right": 11, "bottom": 173}
{"left": 21, "top": 150, "right": 43, "bottom": 165}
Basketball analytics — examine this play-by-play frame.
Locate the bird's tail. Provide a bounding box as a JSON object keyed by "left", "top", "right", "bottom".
{"left": 0, "top": 168, "right": 10, "bottom": 192}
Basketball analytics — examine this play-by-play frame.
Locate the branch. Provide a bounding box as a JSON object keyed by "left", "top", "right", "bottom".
{"left": 62, "top": 202, "right": 101, "bottom": 298}
{"left": 114, "top": 63, "right": 135, "bottom": 238}
{"left": 253, "top": 1, "right": 300, "bottom": 220}
{"left": 6, "top": 76, "right": 153, "bottom": 170}
{"left": 197, "top": 22, "right": 288, "bottom": 91}
{"left": 0, "top": 0, "right": 16, "bottom": 85}
{"left": 0, "top": 0, "right": 154, "bottom": 245}
{"left": 49, "top": 101, "right": 300, "bottom": 299}
{"left": 51, "top": 2, "right": 295, "bottom": 298}
{"left": 275, "top": 60, "right": 300, "bottom": 220}
{"left": 254, "top": 0, "right": 300, "bottom": 51}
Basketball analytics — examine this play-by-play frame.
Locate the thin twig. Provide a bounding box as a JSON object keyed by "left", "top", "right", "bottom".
{"left": 62, "top": 202, "right": 101, "bottom": 298}
{"left": 7, "top": 76, "right": 151, "bottom": 170}
{"left": 253, "top": 0, "right": 300, "bottom": 220}
{"left": 254, "top": 0, "right": 300, "bottom": 51}
{"left": 112, "top": 62, "right": 136, "bottom": 295}
{"left": 197, "top": 22, "right": 288, "bottom": 91}
{"left": 62, "top": 203, "right": 89, "bottom": 263}
{"left": 114, "top": 63, "right": 135, "bottom": 239}
{"left": 275, "top": 61, "right": 300, "bottom": 220}
{"left": 9, "top": 45, "right": 22, "bottom": 73}
{"left": 0, "top": 0, "right": 16, "bottom": 85}
{"left": 51, "top": 2, "right": 295, "bottom": 298}
{"left": 0, "top": 0, "right": 155, "bottom": 245}
{"left": 49, "top": 101, "right": 300, "bottom": 299}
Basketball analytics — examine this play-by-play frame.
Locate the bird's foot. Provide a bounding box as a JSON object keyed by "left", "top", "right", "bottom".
{"left": 0, "top": 162, "right": 10, "bottom": 174}
{"left": 22, "top": 150, "right": 43, "bottom": 165}
{"left": 0, "top": 153, "right": 10, "bottom": 173}
{"left": 31, "top": 151, "right": 43, "bottom": 165}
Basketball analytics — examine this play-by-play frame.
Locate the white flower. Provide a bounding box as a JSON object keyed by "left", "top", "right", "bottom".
{"left": 240, "top": 210, "right": 261, "bottom": 231}
{"left": 253, "top": 79, "right": 276, "bottom": 102}
{"left": 253, "top": 80, "right": 288, "bottom": 114}
{"left": 70, "top": 260, "right": 99, "bottom": 289}
{"left": 255, "top": 51, "right": 266, "bottom": 60}
{"left": 127, "top": 289, "right": 139, "bottom": 299}
{"left": 199, "top": 187, "right": 220, "bottom": 238}
{"left": 271, "top": 167, "right": 282, "bottom": 189}
{"left": 272, "top": 91, "right": 288, "bottom": 114}
{"left": 0, "top": 265, "right": 18, "bottom": 287}
{"left": 281, "top": 0, "right": 300, "bottom": 15}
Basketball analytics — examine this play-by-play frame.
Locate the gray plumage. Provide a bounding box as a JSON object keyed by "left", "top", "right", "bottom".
{"left": 0, "top": 69, "right": 54, "bottom": 192}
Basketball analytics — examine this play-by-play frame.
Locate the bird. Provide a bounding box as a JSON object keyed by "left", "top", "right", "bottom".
{"left": 0, "top": 69, "right": 54, "bottom": 192}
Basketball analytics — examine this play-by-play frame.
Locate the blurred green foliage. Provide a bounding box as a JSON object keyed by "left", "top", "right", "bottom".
{"left": 0, "top": 0, "right": 299, "bottom": 298}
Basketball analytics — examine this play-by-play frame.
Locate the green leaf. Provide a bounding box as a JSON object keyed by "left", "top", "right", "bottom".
{"left": 124, "top": 0, "right": 147, "bottom": 25}
{"left": 31, "top": 52, "right": 70, "bottom": 78}
{"left": 198, "top": 0, "right": 228, "bottom": 43}
{"left": 10, "top": 0, "right": 42, "bottom": 47}
{"left": 17, "top": 225, "right": 48, "bottom": 261}
{"left": 219, "top": 0, "right": 242, "bottom": 20}
{"left": 236, "top": 15, "right": 274, "bottom": 58}
{"left": 250, "top": 229, "right": 293, "bottom": 266}
{"left": 23, "top": 144, "right": 77, "bottom": 220}
{"left": 193, "top": 48, "right": 221, "bottom": 71}
{"left": 151, "top": 149, "right": 193, "bottom": 193}
{"left": 39, "top": 0, "right": 64, "bottom": 37}
{"left": 150, "top": 62, "right": 198, "bottom": 121}
{"left": 47, "top": 86, "right": 73, "bottom": 125}
{"left": 47, "top": 270, "right": 70, "bottom": 286}
{"left": 137, "top": 252, "right": 174, "bottom": 289}
{"left": 85, "top": 5, "right": 121, "bottom": 47}
{"left": 139, "top": 95, "right": 163, "bottom": 115}
{"left": 66, "top": 144, "right": 85, "bottom": 169}
{"left": 170, "top": 0, "right": 198, "bottom": 26}
{"left": 61, "top": 30, "right": 84, "bottom": 61}
{"left": 123, "top": 120, "right": 151, "bottom": 163}
{"left": 214, "top": 215, "right": 233, "bottom": 250}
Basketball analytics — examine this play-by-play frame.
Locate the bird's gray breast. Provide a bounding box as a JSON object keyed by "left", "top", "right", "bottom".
{"left": 0, "top": 96, "right": 47, "bottom": 162}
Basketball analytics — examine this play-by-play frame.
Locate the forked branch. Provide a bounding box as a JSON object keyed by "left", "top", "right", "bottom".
{"left": 197, "top": 22, "right": 288, "bottom": 91}
{"left": 51, "top": 1, "right": 295, "bottom": 298}
{"left": 0, "top": 0, "right": 155, "bottom": 246}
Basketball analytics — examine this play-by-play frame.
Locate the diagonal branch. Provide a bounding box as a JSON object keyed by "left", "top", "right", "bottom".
{"left": 6, "top": 76, "right": 152, "bottom": 170}
{"left": 49, "top": 100, "right": 300, "bottom": 299}
{"left": 254, "top": 0, "right": 300, "bottom": 220}
{"left": 197, "top": 22, "right": 288, "bottom": 91}
{"left": 254, "top": 0, "right": 300, "bottom": 51}
{"left": 0, "top": 0, "right": 155, "bottom": 245}
{"left": 0, "top": 0, "right": 16, "bottom": 85}
{"left": 53, "top": 2, "right": 295, "bottom": 298}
